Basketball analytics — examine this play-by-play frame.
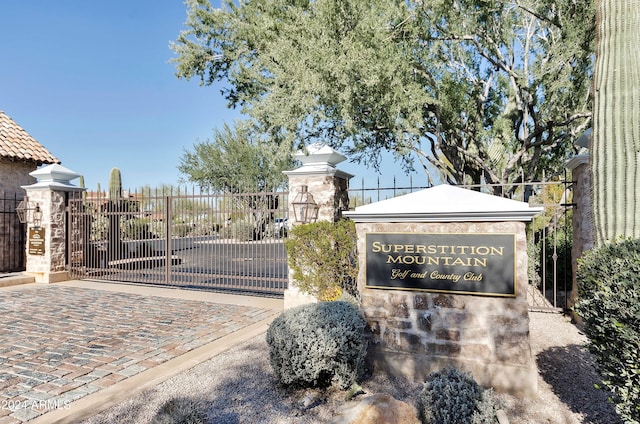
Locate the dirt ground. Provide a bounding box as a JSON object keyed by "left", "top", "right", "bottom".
{"left": 82, "top": 311, "right": 621, "bottom": 424}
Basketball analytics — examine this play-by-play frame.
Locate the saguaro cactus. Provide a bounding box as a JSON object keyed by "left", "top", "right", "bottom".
{"left": 108, "top": 168, "right": 122, "bottom": 200}
{"left": 591, "top": 0, "right": 640, "bottom": 245}
{"left": 106, "top": 168, "right": 125, "bottom": 260}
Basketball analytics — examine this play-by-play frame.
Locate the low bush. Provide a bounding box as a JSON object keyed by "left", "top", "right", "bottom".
{"left": 147, "top": 220, "right": 166, "bottom": 239}
{"left": 416, "top": 366, "right": 499, "bottom": 424}
{"left": 172, "top": 222, "right": 193, "bottom": 238}
{"left": 190, "top": 220, "right": 220, "bottom": 236}
{"left": 151, "top": 397, "right": 206, "bottom": 424}
{"left": 265, "top": 300, "right": 368, "bottom": 389}
{"left": 90, "top": 215, "right": 108, "bottom": 241}
{"left": 284, "top": 219, "right": 358, "bottom": 301}
{"left": 121, "top": 218, "right": 155, "bottom": 240}
{"left": 575, "top": 238, "right": 640, "bottom": 423}
{"left": 220, "top": 220, "right": 254, "bottom": 241}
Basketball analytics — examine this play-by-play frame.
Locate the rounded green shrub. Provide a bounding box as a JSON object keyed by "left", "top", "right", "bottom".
{"left": 576, "top": 238, "right": 640, "bottom": 423}
{"left": 417, "top": 366, "right": 498, "bottom": 424}
{"left": 265, "top": 300, "right": 368, "bottom": 389}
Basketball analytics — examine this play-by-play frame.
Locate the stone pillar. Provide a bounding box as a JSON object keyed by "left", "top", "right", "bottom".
{"left": 566, "top": 154, "right": 594, "bottom": 310}
{"left": 282, "top": 143, "right": 353, "bottom": 308}
{"left": 344, "top": 184, "right": 542, "bottom": 397}
{"left": 565, "top": 129, "right": 595, "bottom": 313}
{"left": 23, "top": 164, "right": 85, "bottom": 283}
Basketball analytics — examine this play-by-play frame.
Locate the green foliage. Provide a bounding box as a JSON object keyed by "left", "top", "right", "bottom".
{"left": 529, "top": 224, "right": 572, "bottom": 297}
{"left": 526, "top": 181, "right": 573, "bottom": 302}
{"left": 151, "top": 397, "right": 206, "bottom": 424}
{"left": 220, "top": 220, "right": 254, "bottom": 241}
{"left": 284, "top": 219, "right": 358, "bottom": 301}
{"left": 90, "top": 215, "right": 108, "bottom": 241}
{"left": 190, "top": 219, "right": 220, "bottom": 236}
{"left": 147, "top": 220, "right": 166, "bottom": 239}
{"left": 121, "top": 218, "right": 155, "bottom": 240}
{"left": 416, "top": 367, "right": 499, "bottom": 424}
{"left": 172, "top": 222, "right": 194, "bottom": 238}
{"left": 575, "top": 238, "right": 640, "bottom": 423}
{"left": 172, "top": 0, "right": 594, "bottom": 190}
{"left": 265, "top": 301, "right": 368, "bottom": 389}
{"left": 108, "top": 168, "right": 122, "bottom": 200}
{"left": 177, "top": 120, "right": 293, "bottom": 193}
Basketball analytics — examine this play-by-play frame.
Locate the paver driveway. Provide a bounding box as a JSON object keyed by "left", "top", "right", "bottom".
{"left": 0, "top": 281, "right": 280, "bottom": 423}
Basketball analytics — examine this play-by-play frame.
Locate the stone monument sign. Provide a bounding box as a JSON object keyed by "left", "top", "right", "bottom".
{"left": 344, "top": 184, "right": 542, "bottom": 397}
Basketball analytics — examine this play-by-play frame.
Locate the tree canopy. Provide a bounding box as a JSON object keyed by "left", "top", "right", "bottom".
{"left": 172, "top": 0, "right": 594, "bottom": 193}
{"left": 177, "top": 120, "right": 294, "bottom": 193}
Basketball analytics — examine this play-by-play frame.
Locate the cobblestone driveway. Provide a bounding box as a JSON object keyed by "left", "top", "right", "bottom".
{"left": 0, "top": 283, "right": 278, "bottom": 423}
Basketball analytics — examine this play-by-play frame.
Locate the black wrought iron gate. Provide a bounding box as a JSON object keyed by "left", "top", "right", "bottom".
{"left": 67, "top": 188, "right": 289, "bottom": 296}
{"left": 0, "top": 192, "right": 25, "bottom": 273}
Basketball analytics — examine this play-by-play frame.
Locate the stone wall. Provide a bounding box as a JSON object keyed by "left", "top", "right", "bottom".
{"left": 0, "top": 159, "right": 36, "bottom": 194}
{"left": 288, "top": 175, "right": 349, "bottom": 223}
{"left": 355, "top": 220, "right": 537, "bottom": 397}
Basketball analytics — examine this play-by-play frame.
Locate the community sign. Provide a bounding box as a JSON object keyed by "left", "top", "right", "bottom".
{"left": 365, "top": 232, "right": 516, "bottom": 297}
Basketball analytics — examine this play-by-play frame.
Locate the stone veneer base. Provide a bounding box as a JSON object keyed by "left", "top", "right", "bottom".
{"left": 372, "top": 349, "right": 538, "bottom": 398}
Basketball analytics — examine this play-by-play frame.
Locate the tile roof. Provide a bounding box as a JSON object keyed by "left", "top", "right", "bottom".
{"left": 0, "top": 110, "right": 60, "bottom": 164}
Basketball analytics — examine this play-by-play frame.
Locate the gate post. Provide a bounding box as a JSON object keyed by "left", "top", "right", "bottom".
{"left": 565, "top": 130, "right": 595, "bottom": 312}
{"left": 283, "top": 143, "right": 353, "bottom": 308}
{"left": 22, "top": 164, "right": 84, "bottom": 283}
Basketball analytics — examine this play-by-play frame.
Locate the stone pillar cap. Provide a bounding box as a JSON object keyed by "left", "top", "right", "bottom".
{"left": 23, "top": 164, "right": 84, "bottom": 191}
{"left": 284, "top": 143, "right": 353, "bottom": 180}
{"left": 295, "top": 142, "right": 346, "bottom": 167}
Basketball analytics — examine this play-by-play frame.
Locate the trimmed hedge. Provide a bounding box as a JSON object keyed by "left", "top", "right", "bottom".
{"left": 576, "top": 238, "right": 640, "bottom": 423}
{"left": 265, "top": 300, "right": 368, "bottom": 389}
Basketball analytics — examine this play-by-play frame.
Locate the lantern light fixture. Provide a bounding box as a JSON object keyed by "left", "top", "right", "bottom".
{"left": 291, "top": 185, "right": 319, "bottom": 223}
{"left": 15, "top": 197, "right": 42, "bottom": 228}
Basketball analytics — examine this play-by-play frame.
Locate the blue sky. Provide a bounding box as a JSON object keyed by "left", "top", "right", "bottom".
{"left": 0, "top": 1, "right": 420, "bottom": 193}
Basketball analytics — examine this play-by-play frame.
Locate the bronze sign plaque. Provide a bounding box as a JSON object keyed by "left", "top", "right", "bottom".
{"left": 365, "top": 232, "right": 516, "bottom": 297}
{"left": 28, "top": 227, "right": 45, "bottom": 256}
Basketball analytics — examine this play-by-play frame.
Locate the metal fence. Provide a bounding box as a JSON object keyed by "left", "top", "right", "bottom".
{"left": 68, "top": 187, "right": 289, "bottom": 296}
{"left": 348, "top": 178, "right": 573, "bottom": 312}
{"left": 0, "top": 192, "right": 26, "bottom": 273}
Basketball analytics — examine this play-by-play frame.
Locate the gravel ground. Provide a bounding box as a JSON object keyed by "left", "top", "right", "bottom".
{"left": 82, "top": 311, "right": 621, "bottom": 424}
